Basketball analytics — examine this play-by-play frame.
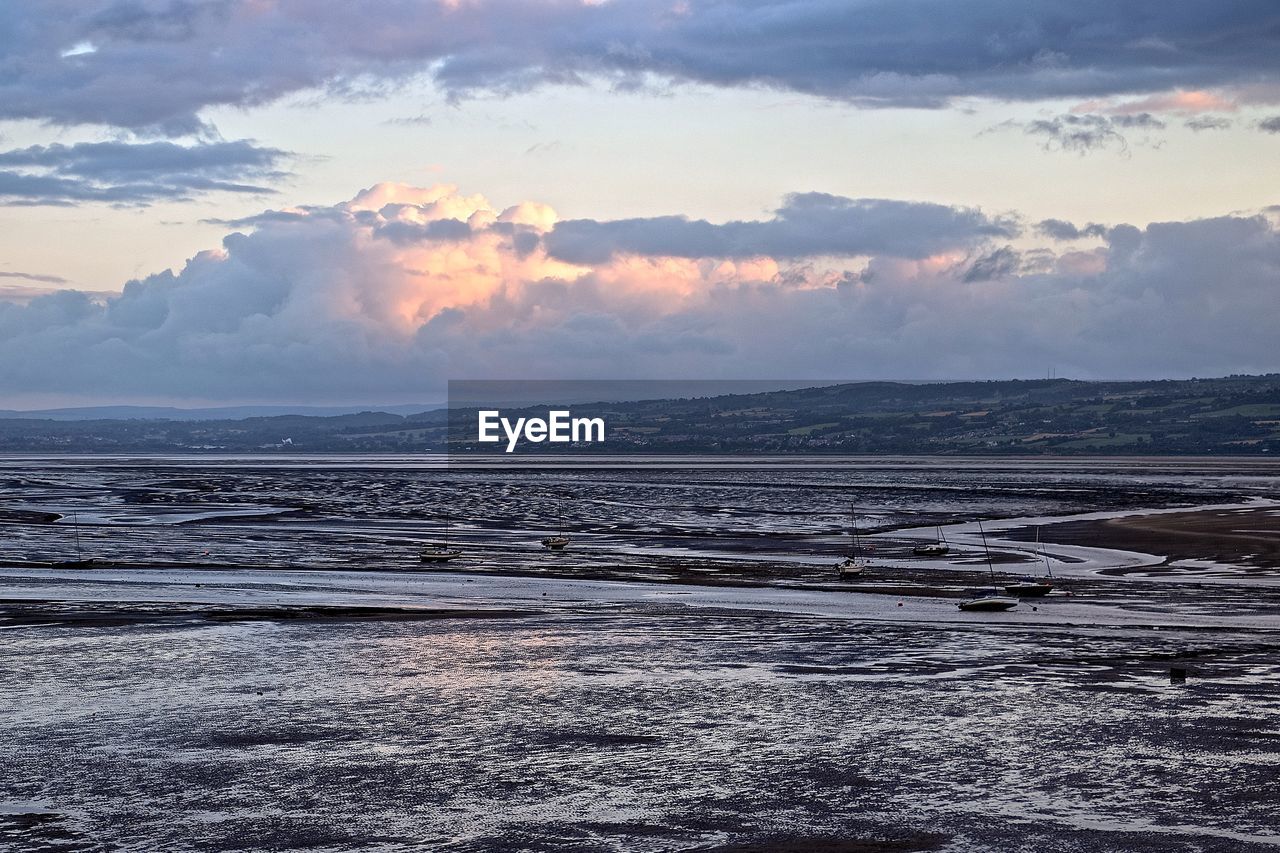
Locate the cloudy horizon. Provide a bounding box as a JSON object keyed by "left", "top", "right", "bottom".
{"left": 2, "top": 1, "right": 1278, "bottom": 405}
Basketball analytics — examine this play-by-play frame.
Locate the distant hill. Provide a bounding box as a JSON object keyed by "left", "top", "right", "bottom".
{"left": 0, "top": 403, "right": 442, "bottom": 421}
{"left": 0, "top": 375, "right": 1278, "bottom": 454}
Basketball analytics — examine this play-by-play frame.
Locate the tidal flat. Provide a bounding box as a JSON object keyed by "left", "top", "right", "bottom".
{"left": 1, "top": 455, "right": 1278, "bottom": 851}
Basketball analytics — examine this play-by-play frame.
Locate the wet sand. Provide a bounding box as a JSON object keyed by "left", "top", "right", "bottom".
{"left": 3, "top": 594, "right": 1278, "bottom": 852}
{"left": 3, "top": 456, "right": 1280, "bottom": 851}
{"left": 1007, "top": 506, "right": 1280, "bottom": 574}
{"left": 0, "top": 600, "right": 535, "bottom": 628}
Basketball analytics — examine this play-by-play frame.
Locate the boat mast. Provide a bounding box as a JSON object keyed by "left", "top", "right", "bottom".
{"left": 1036, "top": 526, "right": 1053, "bottom": 579}
{"left": 72, "top": 510, "right": 82, "bottom": 561}
{"left": 850, "top": 504, "right": 860, "bottom": 560}
{"left": 977, "top": 520, "right": 998, "bottom": 589}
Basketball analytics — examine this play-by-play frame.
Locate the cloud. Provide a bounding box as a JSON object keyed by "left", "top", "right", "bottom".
{"left": 1111, "top": 113, "right": 1167, "bottom": 130}
{"left": 6, "top": 2, "right": 1280, "bottom": 132}
{"left": 381, "top": 115, "right": 434, "bottom": 127}
{"left": 0, "top": 270, "right": 70, "bottom": 285}
{"left": 960, "top": 246, "right": 1021, "bottom": 282}
{"left": 1259, "top": 116, "right": 1280, "bottom": 133}
{"left": 1, "top": 182, "right": 1278, "bottom": 400}
{"left": 1079, "top": 89, "right": 1239, "bottom": 116}
{"left": 0, "top": 139, "right": 291, "bottom": 206}
{"left": 1184, "top": 116, "right": 1233, "bottom": 131}
{"left": 1036, "top": 219, "right": 1109, "bottom": 240}
{"left": 1007, "top": 112, "right": 1166, "bottom": 155}
{"left": 544, "top": 194, "right": 1019, "bottom": 263}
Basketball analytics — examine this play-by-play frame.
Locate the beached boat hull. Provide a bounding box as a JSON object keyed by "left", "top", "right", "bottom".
{"left": 836, "top": 557, "right": 867, "bottom": 578}
{"left": 958, "top": 595, "right": 1019, "bottom": 612}
{"left": 1005, "top": 581, "right": 1053, "bottom": 597}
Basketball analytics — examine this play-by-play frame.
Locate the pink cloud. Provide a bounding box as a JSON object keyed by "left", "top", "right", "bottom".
{"left": 1073, "top": 89, "right": 1237, "bottom": 116}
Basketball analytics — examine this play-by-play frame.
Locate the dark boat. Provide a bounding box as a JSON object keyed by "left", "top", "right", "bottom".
{"left": 1005, "top": 577, "right": 1054, "bottom": 597}
{"left": 912, "top": 526, "right": 950, "bottom": 557}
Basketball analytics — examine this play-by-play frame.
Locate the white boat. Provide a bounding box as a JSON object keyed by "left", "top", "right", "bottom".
{"left": 540, "top": 494, "right": 571, "bottom": 551}
{"left": 420, "top": 515, "right": 462, "bottom": 563}
{"left": 958, "top": 520, "right": 1018, "bottom": 612}
{"left": 836, "top": 504, "right": 871, "bottom": 579}
{"left": 419, "top": 544, "right": 462, "bottom": 563}
{"left": 958, "top": 592, "right": 1020, "bottom": 612}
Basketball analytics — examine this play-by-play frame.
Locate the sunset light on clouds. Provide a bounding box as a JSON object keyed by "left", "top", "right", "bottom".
{"left": 1, "top": 0, "right": 1279, "bottom": 404}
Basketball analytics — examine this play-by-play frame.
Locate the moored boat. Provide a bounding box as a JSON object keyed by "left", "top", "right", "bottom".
{"left": 958, "top": 592, "right": 1019, "bottom": 611}
{"left": 540, "top": 494, "right": 571, "bottom": 551}
{"left": 1005, "top": 577, "right": 1053, "bottom": 597}
{"left": 912, "top": 526, "right": 950, "bottom": 556}
{"left": 958, "top": 520, "right": 1018, "bottom": 613}
{"left": 836, "top": 504, "right": 871, "bottom": 578}
{"left": 540, "top": 535, "right": 571, "bottom": 551}
{"left": 1005, "top": 527, "right": 1054, "bottom": 596}
{"left": 420, "top": 514, "right": 462, "bottom": 563}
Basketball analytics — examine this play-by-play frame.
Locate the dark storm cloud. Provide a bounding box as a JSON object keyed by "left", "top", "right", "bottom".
{"left": 5, "top": 1, "right": 1280, "bottom": 131}
{"left": 0, "top": 139, "right": 291, "bottom": 206}
{"left": 544, "top": 194, "right": 1019, "bottom": 263}
{"left": 1037, "top": 219, "right": 1109, "bottom": 240}
{"left": 1259, "top": 116, "right": 1280, "bottom": 133}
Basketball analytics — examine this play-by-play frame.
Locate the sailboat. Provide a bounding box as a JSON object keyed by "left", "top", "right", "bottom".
{"left": 1005, "top": 526, "right": 1055, "bottom": 597}
{"left": 957, "top": 520, "right": 1018, "bottom": 611}
{"left": 51, "top": 511, "right": 108, "bottom": 568}
{"left": 540, "top": 493, "right": 571, "bottom": 551}
{"left": 912, "top": 525, "right": 950, "bottom": 557}
{"left": 419, "top": 514, "right": 462, "bottom": 563}
{"left": 836, "top": 505, "right": 870, "bottom": 579}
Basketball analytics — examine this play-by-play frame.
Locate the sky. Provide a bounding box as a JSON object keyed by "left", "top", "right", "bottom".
{"left": 1, "top": 0, "right": 1278, "bottom": 406}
